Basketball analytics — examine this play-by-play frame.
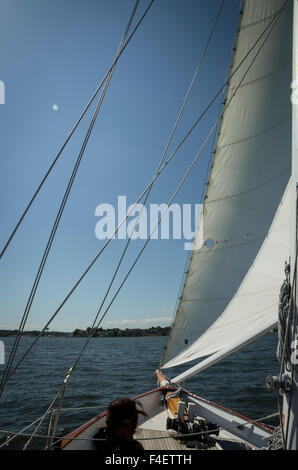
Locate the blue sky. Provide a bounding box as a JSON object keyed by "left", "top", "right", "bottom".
{"left": 0, "top": 0, "right": 241, "bottom": 331}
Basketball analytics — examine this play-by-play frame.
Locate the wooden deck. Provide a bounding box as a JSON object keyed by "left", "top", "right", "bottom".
{"left": 135, "top": 428, "right": 190, "bottom": 451}
{"left": 135, "top": 428, "right": 218, "bottom": 450}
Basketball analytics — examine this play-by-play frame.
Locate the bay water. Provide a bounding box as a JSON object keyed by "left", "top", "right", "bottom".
{"left": 0, "top": 332, "right": 281, "bottom": 450}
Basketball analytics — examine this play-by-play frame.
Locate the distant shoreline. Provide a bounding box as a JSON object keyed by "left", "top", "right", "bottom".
{"left": 0, "top": 326, "right": 171, "bottom": 338}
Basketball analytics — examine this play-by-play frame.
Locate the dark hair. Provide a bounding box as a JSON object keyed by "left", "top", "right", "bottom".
{"left": 105, "top": 398, "right": 147, "bottom": 437}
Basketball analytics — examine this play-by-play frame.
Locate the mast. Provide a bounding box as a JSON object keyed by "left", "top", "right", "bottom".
{"left": 282, "top": 0, "right": 298, "bottom": 451}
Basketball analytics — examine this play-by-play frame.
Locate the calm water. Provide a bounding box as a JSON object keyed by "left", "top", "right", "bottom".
{"left": 0, "top": 333, "right": 281, "bottom": 449}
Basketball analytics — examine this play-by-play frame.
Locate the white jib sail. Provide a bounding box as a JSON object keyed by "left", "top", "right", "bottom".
{"left": 161, "top": 0, "right": 293, "bottom": 370}
{"left": 168, "top": 179, "right": 291, "bottom": 379}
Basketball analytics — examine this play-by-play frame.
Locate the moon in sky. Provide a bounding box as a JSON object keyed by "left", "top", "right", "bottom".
{"left": 52, "top": 104, "right": 59, "bottom": 111}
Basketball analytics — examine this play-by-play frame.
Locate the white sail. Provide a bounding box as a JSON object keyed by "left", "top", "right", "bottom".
{"left": 161, "top": 0, "right": 293, "bottom": 369}
{"left": 165, "top": 179, "right": 291, "bottom": 373}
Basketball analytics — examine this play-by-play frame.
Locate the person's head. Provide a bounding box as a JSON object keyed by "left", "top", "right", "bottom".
{"left": 105, "top": 398, "right": 147, "bottom": 444}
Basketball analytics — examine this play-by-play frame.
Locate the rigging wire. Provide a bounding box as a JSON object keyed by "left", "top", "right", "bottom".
{"left": 19, "top": 0, "right": 227, "bottom": 441}
{"left": 0, "top": 0, "right": 222, "bottom": 402}
{"left": 20, "top": 1, "right": 226, "bottom": 443}
{"left": 0, "top": 414, "right": 49, "bottom": 449}
{"left": 0, "top": 0, "right": 290, "bottom": 397}
{"left": 0, "top": 406, "right": 101, "bottom": 449}
{"left": 0, "top": 0, "right": 155, "bottom": 261}
{"left": 161, "top": 0, "right": 290, "bottom": 368}
{"left": 49, "top": 0, "right": 226, "bottom": 412}
{"left": 0, "top": 0, "right": 142, "bottom": 400}
{"left": 22, "top": 370, "right": 72, "bottom": 450}
{"left": 22, "top": 8, "right": 289, "bottom": 447}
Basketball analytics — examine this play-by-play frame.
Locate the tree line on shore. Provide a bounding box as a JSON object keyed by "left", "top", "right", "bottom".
{"left": 73, "top": 326, "right": 171, "bottom": 337}
{"left": 0, "top": 326, "right": 171, "bottom": 338}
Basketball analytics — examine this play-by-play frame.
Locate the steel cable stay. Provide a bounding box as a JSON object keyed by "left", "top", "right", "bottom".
{"left": 58, "top": 0, "right": 287, "bottom": 375}
{"left": 0, "top": 414, "right": 49, "bottom": 449}
{"left": 45, "top": 0, "right": 227, "bottom": 433}
{"left": 91, "top": 4, "right": 285, "bottom": 368}
{"left": 0, "top": 1, "right": 290, "bottom": 454}
{"left": 1, "top": 125, "right": 227, "bottom": 448}
{"left": 80, "top": 0, "right": 226, "bottom": 337}
{"left": 0, "top": 0, "right": 142, "bottom": 400}
{"left": 0, "top": 0, "right": 225, "bottom": 448}
{"left": 0, "top": 379, "right": 65, "bottom": 450}
{"left": 0, "top": 0, "right": 154, "bottom": 261}
{"left": 0, "top": 3, "right": 288, "bottom": 448}
{"left": 1, "top": 0, "right": 287, "bottom": 263}
{"left": 0, "top": 0, "right": 224, "bottom": 413}
{"left": 21, "top": 368, "right": 73, "bottom": 450}
{"left": 27, "top": 120, "right": 221, "bottom": 451}
{"left": 22, "top": 15, "right": 287, "bottom": 449}
{"left": 28, "top": 2, "right": 227, "bottom": 446}
{"left": 0, "top": 0, "right": 288, "bottom": 406}
{"left": 0, "top": 0, "right": 220, "bottom": 397}
{"left": 0, "top": 404, "right": 102, "bottom": 450}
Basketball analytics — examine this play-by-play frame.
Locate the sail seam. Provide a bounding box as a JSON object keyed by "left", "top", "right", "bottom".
{"left": 229, "top": 59, "right": 291, "bottom": 90}
{"left": 192, "top": 235, "right": 268, "bottom": 254}
{"left": 241, "top": 7, "right": 289, "bottom": 30}
{"left": 206, "top": 167, "right": 290, "bottom": 204}
{"left": 180, "top": 297, "right": 238, "bottom": 302}
{"left": 216, "top": 115, "right": 291, "bottom": 150}
{"left": 181, "top": 287, "right": 285, "bottom": 304}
